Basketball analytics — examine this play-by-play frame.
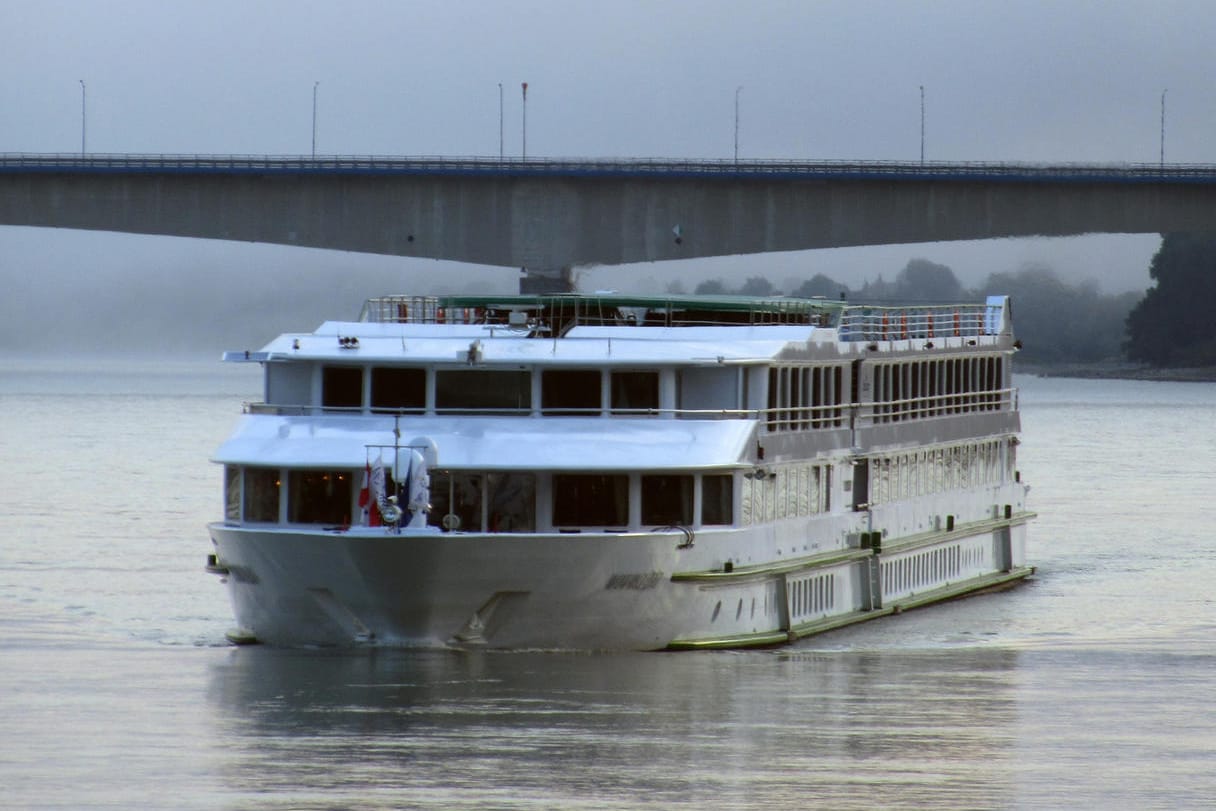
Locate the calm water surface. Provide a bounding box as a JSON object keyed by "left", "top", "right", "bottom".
{"left": 1, "top": 359, "right": 1213, "bottom": 809}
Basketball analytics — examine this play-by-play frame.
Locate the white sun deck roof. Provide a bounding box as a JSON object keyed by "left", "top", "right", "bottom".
{"left": 234, "top": 321, "right": 826, "bottom": 365}
{"left": 213, "top": 414, "right": 758, "bottom": 471}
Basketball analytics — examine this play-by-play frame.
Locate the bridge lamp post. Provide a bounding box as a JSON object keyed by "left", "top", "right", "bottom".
{"left": 498, "top": 82, "right": 504, "bottom": 160}
{"left": 78, "top": 79, "right": 86, "bottom": 157}
{"left": 1160, "top": 88, "right": 1167, "bottom": 168}
{"left": 521, "top": 82, "right": 528, "bottom": 159}
{"left": 312, "top": 81, "right": 319, "bottom": 158}
{"left": 734, "top": 85, "right": 742, "bottom": 163}
{"left": 920, "top": 85, "right": 925, "bottom": 165}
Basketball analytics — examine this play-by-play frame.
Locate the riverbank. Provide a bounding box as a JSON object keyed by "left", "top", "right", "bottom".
{"left": 1018, "top": 362, "right": 1216, "bottom": 382}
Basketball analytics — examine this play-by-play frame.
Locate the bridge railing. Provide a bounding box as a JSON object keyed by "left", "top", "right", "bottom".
{"left": 6, "top": 152, "right": 1216, "bottom": 182}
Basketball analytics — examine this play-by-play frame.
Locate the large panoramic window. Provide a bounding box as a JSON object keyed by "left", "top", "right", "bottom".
{"left": 552, "top": 474, "right": 628, "bottom": 527}
{"left": 701, "top": 474, "right": 734, "bottom": 525}
{"left": 486, "top": 472, "right": 536, "bottom": 532}
{"left": 322, "top": 366, "right": 363, "bottom": 410}
{"left": 435, "top": 370, "right": 531, "bottom": 414}
{"left": 428, "top": 471, "right": 484, "bottom": 531}
{"left": 371, "top": 367, "right": 425, "bottom": 412}
{"left": 542, "top": 369, "right": 601, "bottom": 416}
{"left": 224, "top": 466, "right": 241, "bottom": 521}
{"left": 287, "top": 470, "right": 352, "bottom": 525}
{"left": 871, "top": 355, "right": 1006, "bottom": 424}
{"left": 641, "top": 474, "right": 694, "bottom": 525}
{"left": 766, "top": 364, "right": 845, "bottom": 431}
{"left": 426, "top": 471, "right": 537, "bottom": 532}
{"left": 611, "top": 371, "right": 659, "bottom": 414}
{"left": 243, "top": 467, "right": 281, "bottom": 522}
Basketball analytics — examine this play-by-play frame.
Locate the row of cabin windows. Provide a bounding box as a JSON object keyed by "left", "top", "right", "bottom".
{"left": 320, "top": 366, "right": 660, "bottom": 415}
{"left": 225, "top": 467, "right": 733, "bottom": 530}
{"left": 766, "top": 365, "right": 847, "bottom": 432}
{"left": 867, "top": 439, "right": 1012, "bottom": 505}
{"left": 870, "top": 356, "right": 1005, "bottom": 423}
{"left": 311, "top": 357, "right": 1009, "bottom": 426}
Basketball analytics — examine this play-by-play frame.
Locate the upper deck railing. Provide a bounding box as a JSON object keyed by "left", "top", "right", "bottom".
{"left": 6, "top": 152, "right": 1216, "bottom": 184}
{"left": 838, "top": 303, "right": 1000, "bottom": 341}
{"left": 360, "top": 293, "right": 838, "bottom": 331}
{"left": 360, "top": 295, "right": 1006, "bottom": 343}
{"left": 244, "top": 390, "right": 1017, "bottom": 424}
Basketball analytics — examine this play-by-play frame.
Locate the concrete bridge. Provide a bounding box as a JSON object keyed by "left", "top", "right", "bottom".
{"left": 4, "top": 153, "right": 1216, "bottom": 288}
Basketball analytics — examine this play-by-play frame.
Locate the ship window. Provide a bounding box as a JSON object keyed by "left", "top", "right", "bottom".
{"left": 287, "top": 470, "right": 352, "bottom": 525}
{"left": 811, "top": 367, "right": 824, "bottom": 428}
{"left": 542, "top": 369, "right": 601, "bottom": 416}
{"left": 428, "top": 471, "right": 484, "bottom": 531}
{"left": 701, "top": 474, "right": 734, "bottom": 525}
{"left": 553, "top": 474, "right": 628, "bottom": 527}
{"left": 266, "top": 362, "right": 311, "bottom": 409}
{"left": 611, "top": 371, "right": 659, "bottom": 414}
{"left": 371, "top": 367, "right": 425, "bottom": 412}
{"left": 766, "top": 367, "right": 779, "bottom": 430}
{"left": 487, "top": 472, "right": 536, "bottom": 532}
{"left": 243, "top": 467, "right": 281, "bottom": 522}
{"left": 435, "top": 370, "right": 531, "bottom": 414}
{"left": 642, "top": 474, "right": 694, "bottom": 525}
{"left": 224, "top": 466, "right": 241, "bottom": 521}
{"left": 322, "top": 366, "right": 363, "bottom": 409}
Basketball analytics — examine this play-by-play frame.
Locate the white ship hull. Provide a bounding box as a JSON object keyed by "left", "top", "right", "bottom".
{"left": 209, "top": 512, "right": 1032, "bottom": 650}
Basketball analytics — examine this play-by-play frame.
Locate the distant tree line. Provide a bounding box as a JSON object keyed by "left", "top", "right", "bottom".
{"left": 681, "top": 258, "right": 1142, "bottom": 366}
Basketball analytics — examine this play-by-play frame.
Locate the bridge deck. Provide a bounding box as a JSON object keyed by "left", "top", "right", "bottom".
{"left": 4, "top": 153, "right": 1216, "bottom": 276}
{"left": 5, "top": 153, "right": 1216, "bottom": 184}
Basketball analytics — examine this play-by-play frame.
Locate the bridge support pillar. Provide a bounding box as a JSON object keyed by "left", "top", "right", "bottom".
{"left": 519, "top": 266, "right": 575, "bottom": 294}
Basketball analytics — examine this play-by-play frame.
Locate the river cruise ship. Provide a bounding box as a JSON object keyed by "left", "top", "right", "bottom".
{"left": 207, "top": 292, "right": 1033, "bottom": 649}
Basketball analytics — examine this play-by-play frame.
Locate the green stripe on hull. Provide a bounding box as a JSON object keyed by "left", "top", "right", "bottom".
{"left": 883, "top": 566, "right": 1035, "bottom": 613}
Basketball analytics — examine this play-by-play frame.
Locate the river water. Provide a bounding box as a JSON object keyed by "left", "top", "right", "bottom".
{"left": 1, "top": 359, "right": 1213, "bottom": 809}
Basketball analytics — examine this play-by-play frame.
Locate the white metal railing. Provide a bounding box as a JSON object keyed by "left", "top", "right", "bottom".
{"left": 244, "top": 402, "right": 757, "bottom": 418}
{"left": 858, "top": 387, "right": 1018, "bottom": 425}
{"left": 360, "top": 296, "right": 442, "bottom": 324}
{"left": 244, "top": 392, "right": 1016, "bottom": 425}
{"left": 838, "top": 303, "right": 995, "bottom": 342}
{"left": 762, "top": 403, "right": 848, "bottom": 431}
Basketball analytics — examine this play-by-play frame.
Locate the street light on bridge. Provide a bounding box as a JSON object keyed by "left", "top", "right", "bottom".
{"left": 1160, "top": 88, "right": 1167, "bottom": 168}
{"left": 312, "top": 81, "right": 319, "bottom": 158}
{"left": 734, "top": 85, "right": 742, "bottom": 163}
{"left": 522, "top": 82, "right": 528, "bottom": 159}
{"left": 78, "top": 79, "right": 86, "bottom": 156}
{"left": 920, "top": 85, "right": 925, "bottom": 165}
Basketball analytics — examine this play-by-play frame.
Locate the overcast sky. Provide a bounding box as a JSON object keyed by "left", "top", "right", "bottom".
{"left": 5, "top": 0, "right": 1214, "bottom": 304}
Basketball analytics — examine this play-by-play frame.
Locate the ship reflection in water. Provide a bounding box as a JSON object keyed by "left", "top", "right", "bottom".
{"left": 207, "top": 645, "right": 1031, "bottom": 808}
